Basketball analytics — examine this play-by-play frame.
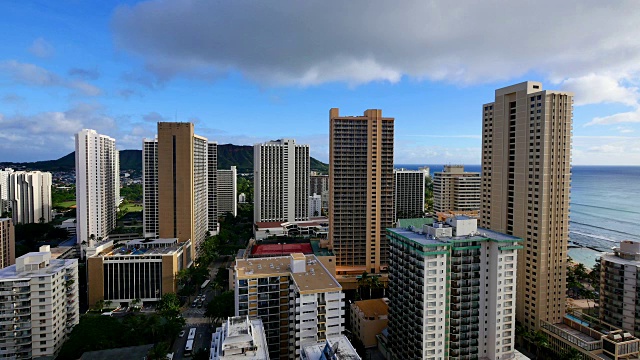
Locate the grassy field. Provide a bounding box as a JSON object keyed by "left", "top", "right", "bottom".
{"left": 120, "top": 203, "right": 143, "bottom": 212}
{"left": 56, "top": 201, "right": 76, "bottom": 208}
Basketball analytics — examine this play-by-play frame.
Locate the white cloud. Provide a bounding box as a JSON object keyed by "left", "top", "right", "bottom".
{"left": 616, "top": 126, "right": 635, "bottom": 134}
{"left": 560, "top": 74, "right": 639, "bottom": 106}
{"left": 586, "top": 109, "right": 640, "bottom": 126}
{"left": 112, "top": 0, "right": 640, "bottom": 89}
{"left": 0, "top": 60, "right": 102, "bottom": 96}
{"left": 28, "top": 37, "right": 55, "bottom": 58}
{"left": 572, "top": 135, "right": 640, "bottom": 165}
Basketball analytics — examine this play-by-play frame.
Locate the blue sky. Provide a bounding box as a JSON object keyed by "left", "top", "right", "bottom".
{"left": 2, "top": 0, "right": 640, "bottom": 165}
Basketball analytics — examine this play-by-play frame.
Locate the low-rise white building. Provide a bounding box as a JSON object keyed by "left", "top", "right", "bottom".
{"left": 0, "top": 246, "right": 79, "bottom": 360}
{"left": 300, "top": 335, "right": 361, "bottom": 360}
{"left": 210, "top": 316, "right": 270, "bottom": 360}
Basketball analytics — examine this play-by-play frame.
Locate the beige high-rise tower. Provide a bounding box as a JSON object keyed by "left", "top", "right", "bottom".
{"left": 157, "top": 122, "right": 208, "bottom": 264}
{"left": 480, "top": 81, "right": 573, "bottom": 331}
{"left": 329, "top": 108, "right": 394, "bottom": 274}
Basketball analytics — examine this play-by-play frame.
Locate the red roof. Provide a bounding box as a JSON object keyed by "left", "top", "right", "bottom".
{"left": 251, "top": 243, "right": 313, "bottom": 255}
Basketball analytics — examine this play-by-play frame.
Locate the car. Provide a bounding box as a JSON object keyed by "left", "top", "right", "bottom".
{"left": 191, "top": 301, "right": 197, "bottom": 308}
{"left": 178, "top": 330, "right": 185, "bottom": 338}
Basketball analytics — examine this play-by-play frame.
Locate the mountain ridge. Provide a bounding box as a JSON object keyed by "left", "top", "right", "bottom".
{"left": 0, "top": 144, "right": 329, "bottom": 174}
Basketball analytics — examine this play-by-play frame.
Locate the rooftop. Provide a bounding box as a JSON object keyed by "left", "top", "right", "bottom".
{"left": 211, "top": 317, "right": 269, "bottom": 360}
{"left": 352, "top": 298, "right": 389, "bottom": 319}
{"left": 397, "top": 218, "right": 434, "bottom": 229}
{"left": 236, "top": 255, "right": 341, "bottom": 294}
{"left": 0, "top": 256, "right": 76, "bottom": 280}
{"left": 301, "top": 335, "right": 361, "bottom": 360}
{"left": 389, "top": 224, "right": 521, "bottom": 247}
{"left": 80, "top": 344, "right": 154, "bottom": 360}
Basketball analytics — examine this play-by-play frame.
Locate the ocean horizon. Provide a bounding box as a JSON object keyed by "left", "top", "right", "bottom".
{"left": 395, "top": 164, "right": 640, "bottom": 268}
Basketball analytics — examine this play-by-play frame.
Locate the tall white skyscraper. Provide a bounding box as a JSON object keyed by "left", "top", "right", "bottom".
{"left": 0, "top": 168, "right": 14, "bottom": 213}
{"left": 142, "top": 138, "right": 158, "bottom": 238}
{"left": 208, "top": 142, "right": 218, "bottom": 234}
{"left": 7, "top": 171, "right": 52, "bottom": 224}
{"left": 75, "top": 129, "right": 119, "bottom": 247}
{"left": 217, "top": 166, "right": 237, "bottom": 217}
{"left": 254, "top": 139, "right": 310, "bottom": 223}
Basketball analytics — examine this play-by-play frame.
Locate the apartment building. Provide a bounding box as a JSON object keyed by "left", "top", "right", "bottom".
{"left": 300, "top": 335, "right": 361, "bottom": 360}
{"left": 433, "top": 165, "right": 481, "bottom": 213}
{"left": 599, "top": 240, "right": 640, "bottom": 337}
{"left": 218, "top": 166, "right": 237, "bottom": 217}
{"left": 329, "top": 108, "right": 394, "bottom": 275}
{"left": 0, "top": 218, "right": 15, "bottom": 268}
{"left": 234, "top": 253, "right": 345, "bottom": 359}
{"left": 87, "top": 238, "right": 189, "bottom": 307}
{"left": 387, "top": 216, "right": 522, "bottom": 360}
{"left": 75, "top": 129, "right": 119, "bottom": 247}
{"left": 0, "top": 168, "right": 13, "bottom": 213}
{"left": 208, "top": 142, "right": 219, "bottom": 235}
{"left": 541, "top": 312, "right": 640, "bottom": 360}
{"left": 394, "top": 169, "right": 425, "bottom": 220}
{"left": 310, "top": 175, "right": 328, "bottom": 214}
{"left": 0, "top": 246, "right": 79, "bottom": 359}
{"left": 309, "top": 194, "right": 322, "bottom": 218}
{"left": 350, "top": 298, "right": 389, "bottom": 348}
{"left": 254, "top": 139, "right": 310, "bottom": 223}
{"left": 7, "top": 171, "right": 52, "bottom": 225}
{"left": 209, "top": 316, "right": 270, "bottom": 359}
{"left": 480, "top": 81, "right": 573, "bottom": 331}
{"left": 142, "top": 138, "right": 158, "bottom": 238}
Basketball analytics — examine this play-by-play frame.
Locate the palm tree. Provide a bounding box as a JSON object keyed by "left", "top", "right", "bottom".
{"left": 562, "top": 347, "right": 582, "bottom": 360}
{"left": 357, "top": 272, "right": 370, "bottom": 300}
{"left": 370, "top": 276, "right": 383, "bottom": 299}
{"left": 533, "top": 331, "right": 550, "bottom": 359}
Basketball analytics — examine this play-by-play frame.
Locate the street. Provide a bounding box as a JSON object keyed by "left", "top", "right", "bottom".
{"left": 170, "top": 258, "right": 229, "bottom": 359}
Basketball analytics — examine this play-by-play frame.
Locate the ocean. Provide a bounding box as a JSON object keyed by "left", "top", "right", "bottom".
{"left": 395, "top": 165, "right": 640, "bottom": 268}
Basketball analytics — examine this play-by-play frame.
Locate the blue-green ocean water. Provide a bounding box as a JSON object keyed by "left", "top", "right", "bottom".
{"left": 396, "top": 165, "right": 640, "bottom": 268}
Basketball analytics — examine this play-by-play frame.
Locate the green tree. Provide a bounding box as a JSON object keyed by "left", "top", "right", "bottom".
{"left": 94, "top": 299, "right": 105, "bottom": 311}
{"left": 205, "top": 291, "right": 234, "bottom": 324}
{"left": 157, "top": 293, "right": 181, "bottom": 318}
{"left": 357, "top": 272, "right": 370, "bottom": 300}
{"left": 561, "top": 347, "right": 582, "bottom": 360}
{"left": 147, "top": 342, "right": 170, "bottom": 360}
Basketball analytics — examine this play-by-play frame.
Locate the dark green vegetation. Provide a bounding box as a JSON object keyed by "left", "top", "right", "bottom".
{"left": 355, "top": 271, "right": 386, "bottom": 301}
{"left": 14, "top": 223, "right": 69, "bottom": 257}
{"left": 567, "top": 259, "right": 599, "bottom": 309}
{"left": 204, "top": 291, "right": 234, "bottom": 324}
{"left": 0, "top": 145, "right": 328, "bottom": 173}
{"left": 56, "top": 312, "right": 185, "bottom": 360}
{"left": 425, "top": 176, "right": 434, "bottom": 212}
{"left": 237, "top": 176, "right": 253, "bottom": 202}
{"left": 120, "top": 183, "right": 143, "bottom": 202}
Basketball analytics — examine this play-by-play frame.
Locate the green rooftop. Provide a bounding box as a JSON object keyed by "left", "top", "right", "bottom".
{"left": 397, "top": 218, "right": 434, "bottom": 229}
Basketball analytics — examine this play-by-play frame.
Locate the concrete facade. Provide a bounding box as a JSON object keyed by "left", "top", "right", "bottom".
{"left": 87, "top": 238, "right": 188, "bottom": 306}
{"left": 480, "top": 81, "right": 573, "bottom": 331}
{"left": 0, "top": 246, "right": 79, "bottom": 360}
{"left": 0, "top": 168, "right": 13, "bottom": 213}
{"left": 599, "top": 240, "right": 640, "bottom": 337}
{"left": 254, "top": 139, "right": 310, "bottom": 223}
{"left": 234, "top": 254, "right": 345, "bottom": 359}
{"left": 143, "top": 138, "right": 158, "bottom": 238}
{"left": 7, "top": 171, "right": 52, "bottom": 225}
{"left": 208, "top": 142, "right": 219, "bottom": 234}
{"left": 433, "top": 165, "right": 481, "bottom": 213}
{"left": 209, "top": 316, "right": 270, "bottom": 359}
{"left": 75, "top": 129, "right": 119, "bottom": 247}
{"left": 0, "top": 218, "right": 15, "bottom": 268}
{"left": 387, "top": 217, "right": 522, "bottom": 360}
{"left": 350, "top": 298, "right": 388, "bottom": 348}
{"left": 393, "top": 169, "right": 425, "bottom": 220}
{"left": 329, "top": 108, "right": 394, "bottom": 275}
{"left": 218, "top": 167, "right": 237, "bottom": 217}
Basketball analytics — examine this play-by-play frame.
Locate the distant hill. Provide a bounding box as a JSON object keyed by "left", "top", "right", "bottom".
{"left": 1, "top": 144, "right": 329, "bottom": 174}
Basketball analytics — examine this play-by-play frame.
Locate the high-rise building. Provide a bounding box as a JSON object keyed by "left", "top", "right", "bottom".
{"left": 599, "top": 240, "right": 640, "bottom": 337}
{"left": 209, "top": 316, "right": 270, "bottom": 359}
{"left": 309, "top": 194, "right": 322, "bottom": 218}
{"left": 87, "top": 238, "right": 190, "bottom": 306}
{"left": 393, "top": 169, "right": 425, "bottom": 220}
{"left": 387, "top": 217, "right": 522, "bottom": 360}
{"left": 234, "top": 253, "right": 345, "bottom": 359}
{"left": 0, "top": 168, "right": 13, "bottom": 213}
{"left": 208, "top": 142, "right": 218, "bottom": 235}
{"left": 0, "top": 245, "right": 79, "bottom": 359}
{"left": 142, "top": 138, "right": 158, "bottom": 238}
{"left": 157, "top": 122, "right": 208, "bottom": 261}
{"left": 7, "top": 171, "right": 52, "bottom": 224}
{"left": 217, "top": 166, "right": 237, "bottom": 217}
{"left": 310, "top": 174, "right": 329, "bottom": 214}
{"left": 254, "top": 139, "right": 310, "bottom": 223}
{"left": 75, "top": 129, "right": 119, "bottom": 247}
{"left": 329, "top": 108, "right": 394, "bottom": 274}
{"left": 480, "top": 81, "right": 573, "bottom": 331}
{"left": 0, "top": 218, "right": 15, "bottom": 268}
{"left": 433, "top": 165, "right": 481, "bottom": 213}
